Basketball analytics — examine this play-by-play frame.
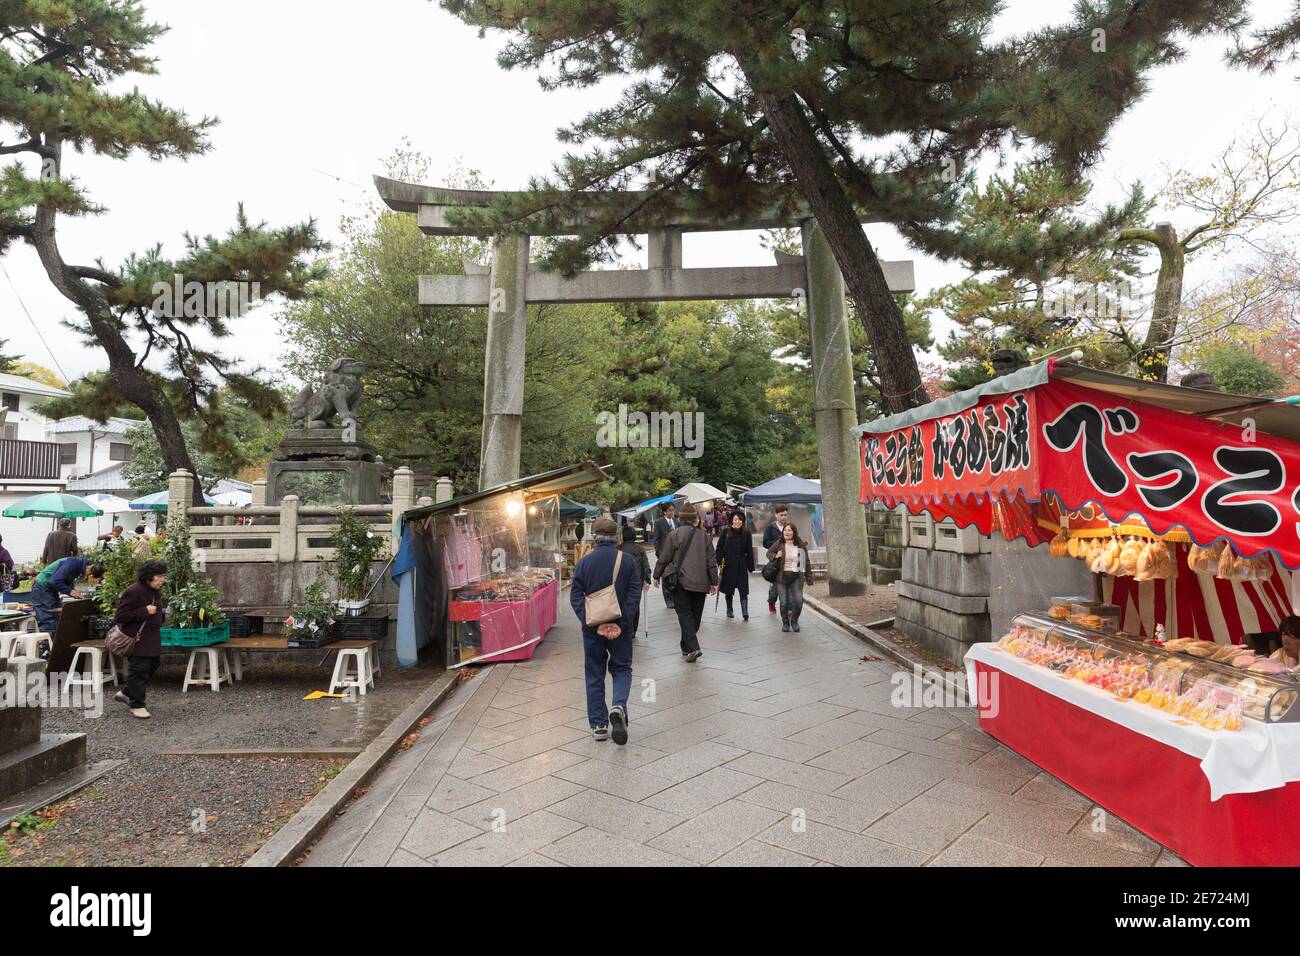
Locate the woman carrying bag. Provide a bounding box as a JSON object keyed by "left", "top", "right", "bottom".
{"left": 765, "top": 523, "right": 814, "bottom": 633}
{"left": 112, "top": 559, "right": 167, "bottom": 719}
{"left": 717, "top": 509, "right": 755, "bottom": 620}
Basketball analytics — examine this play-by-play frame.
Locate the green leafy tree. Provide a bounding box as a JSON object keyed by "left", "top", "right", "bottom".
{"left": 0, "top": 337, "right": 15, "bottom": 372}
{"left": 436, "top": 0, "right": 1245, "bottom": 413}
{"left": 1197, "top": 343, "right": 1288, "bottom": 395}
{"left": 0, "top": 3, "right": 328, "bottom": 503}
{"left": 121, "top": 421, "right": 221, "bottom": 496}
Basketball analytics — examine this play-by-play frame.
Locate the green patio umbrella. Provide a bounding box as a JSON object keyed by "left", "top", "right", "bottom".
{"left": 1, "top": 492, "right": 103, "bottom": 519}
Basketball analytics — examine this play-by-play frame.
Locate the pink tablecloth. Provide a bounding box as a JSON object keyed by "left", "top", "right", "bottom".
{"left": 474, "top": 578, "right": 558, "bottom": 663}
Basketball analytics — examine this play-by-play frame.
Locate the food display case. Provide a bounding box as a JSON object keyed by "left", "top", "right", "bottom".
{"left": 1000, "top": 611, "right": 1300, "bottom": 724}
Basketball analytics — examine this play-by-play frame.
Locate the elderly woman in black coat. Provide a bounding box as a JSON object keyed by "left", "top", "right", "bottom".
{"left": 717, "top": 510, "right": 755, "bottom": 620}
{"left": 113, "top": 559, "right": 166, "bottom": 719}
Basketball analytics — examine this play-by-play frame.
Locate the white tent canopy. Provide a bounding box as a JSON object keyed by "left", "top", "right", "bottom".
{"left": 674, "top": 482, "right": 726, "bottom": 504}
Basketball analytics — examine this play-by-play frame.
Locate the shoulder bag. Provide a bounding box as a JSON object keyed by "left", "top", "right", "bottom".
{"left": 661, "top": 526, "right": 698, "bottom": 593}
{"left": 584, "top": 549, "right": 625, "bottom": 626}
{"left": 104, "top": 616, "right": 148, "bottom": 657}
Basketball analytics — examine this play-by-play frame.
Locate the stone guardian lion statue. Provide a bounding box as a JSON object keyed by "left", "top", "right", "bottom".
{"left": 290, "top": 357, "right": 364, "bottom": 429}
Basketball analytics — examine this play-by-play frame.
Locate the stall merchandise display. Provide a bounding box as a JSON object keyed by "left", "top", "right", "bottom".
{"left": 997, "top": 612, "right": 1300, "bottom": 726}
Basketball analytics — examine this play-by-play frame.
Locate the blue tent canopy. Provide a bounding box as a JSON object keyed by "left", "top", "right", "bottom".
{"left": 129, "top": 489, "right": 216, "bottom": 511}
{"left": 739, "top": 473, "right": 822, "bottom": 505}
{"left": 616, "top": 493, "right": 677, "bottom": 521}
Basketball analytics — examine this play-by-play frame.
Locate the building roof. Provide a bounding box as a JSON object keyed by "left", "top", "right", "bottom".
{"left": 44, "top": 415, "right": 143, "bottom": 436}
{"left": 0, "top": 371, "right": 69, "bottom": 400}
{"left": 64, "top": 462, "right": 132, "bottom": 493}
{"left": 210, "top": 477, "right": 252, "bottom": 495}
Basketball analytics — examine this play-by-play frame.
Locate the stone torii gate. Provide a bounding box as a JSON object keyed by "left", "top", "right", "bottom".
{"left": 375, "top": 176, "right": 915, "bottom": 596}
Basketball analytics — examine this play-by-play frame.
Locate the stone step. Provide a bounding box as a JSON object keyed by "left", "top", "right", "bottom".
{"left": 883, "top": 528, "right": 905, "bottom": 548}
{"left": 0, "top": 734, "right": 86, "bottom": 803}
{"left": 869, "top": 566, "right": 901, "bottom": 586}
{"left": 873, "top": 545, "right": 902, "bottom": 570}
{"left": 0, "top": 704, "right": 41, "bottom": 755}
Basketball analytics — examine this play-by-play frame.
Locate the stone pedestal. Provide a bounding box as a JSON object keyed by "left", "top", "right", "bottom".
{"left": 0, "top": 659, "right": 86, "bottom": 805}
{"left": 895, "top": 548, "right": 992, "bottom": 664}
{"left": 265, "top": 459, "right": 381, "bottom": 507}
{"left": 264, "top": 426, "right": 381, "bottom": 506}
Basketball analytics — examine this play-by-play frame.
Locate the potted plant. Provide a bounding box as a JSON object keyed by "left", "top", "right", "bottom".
{"left": 90, "top": 538, "right": 139, "bottom": 639}
{"left": 327, "top": 506, "right": 386, "bottom": 616}
{"left": 161, "top": 579, "right": 228, "bottom": 647}
{"left": 283, "top": 580, "right": 337, "bottom": 648}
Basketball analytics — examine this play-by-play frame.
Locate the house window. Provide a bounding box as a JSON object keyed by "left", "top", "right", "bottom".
{"left": 1, "top": 424, "right": 16, "bottom": 440}
{"left": 58, "top": 442, "right": 77, "bottom": 465}
{"left": 109, "top": 442, "right": 132, "bottom": 462}
{"left": 1, "top": 393, "right": 17, "bottom": 412}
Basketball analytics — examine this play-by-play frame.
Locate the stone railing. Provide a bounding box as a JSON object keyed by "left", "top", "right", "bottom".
{"left": 165, "top": 466, "right": 446, "bottom": 565}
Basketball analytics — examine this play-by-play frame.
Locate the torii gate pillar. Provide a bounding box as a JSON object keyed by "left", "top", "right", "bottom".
{"left": 479, "top": 232, "right": 529, "bottom": 489}
{"left": 803, "top": 219, "right": 870, "bottom": 596}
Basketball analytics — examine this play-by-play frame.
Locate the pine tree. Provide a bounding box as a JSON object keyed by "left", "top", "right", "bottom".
{"left": 437, "top": 0, "right": 1246, "bottom": 413}
{"left": 918, "top": 164, "right": 1150, "bottom": 389}
{"left": 0, "top": 2, "right": 328, "bottom": 502}
{"left": 0, "top": 337, "right": 15, "bottom": 373}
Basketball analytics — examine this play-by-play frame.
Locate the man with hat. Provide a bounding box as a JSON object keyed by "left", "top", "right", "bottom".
{"left": 570, "top": 514, "right": 643, "bottom": 744}
{"left": 652, "top": 501, "right": 719, "bottom": 662}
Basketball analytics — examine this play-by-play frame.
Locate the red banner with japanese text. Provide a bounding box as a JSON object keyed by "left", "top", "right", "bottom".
{"left": 861, "top": 379, "right": 1300, "bottom": 568}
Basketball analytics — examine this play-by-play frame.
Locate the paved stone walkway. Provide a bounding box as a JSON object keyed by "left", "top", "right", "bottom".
{"left": 303, "top": 583, "right": 1188, "bottom": 867}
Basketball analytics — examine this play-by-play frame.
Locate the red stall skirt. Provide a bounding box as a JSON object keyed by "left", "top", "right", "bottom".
{"left": 974, "top": 661, "right": 1300, "bottom": 866}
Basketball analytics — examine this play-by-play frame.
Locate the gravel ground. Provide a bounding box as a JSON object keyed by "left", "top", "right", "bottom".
{"left": 2, "top": 654, "right": 444, "bottom": 867}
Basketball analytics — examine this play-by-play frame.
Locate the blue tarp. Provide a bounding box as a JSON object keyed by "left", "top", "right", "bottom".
{"left": 616, "top": 493, "right": 677, "bottom": 521}
{"left": 739, "top": 473, "right": 822, "bottom": 505}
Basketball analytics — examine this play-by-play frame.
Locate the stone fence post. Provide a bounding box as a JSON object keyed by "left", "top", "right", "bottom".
{"left": 167, "top": 469, "right": 196, "bottom": 524}
{"left": 251, "top": 479, "right": 267, "bottom": 507}
{"left": 391, "top": 466, "right": 415, "bottom": 543}
{"left": 435, "top": 476, "right": 453, "bottom": 503}
{"left": 278, "top": 494, "right": 300, "bottom": 563}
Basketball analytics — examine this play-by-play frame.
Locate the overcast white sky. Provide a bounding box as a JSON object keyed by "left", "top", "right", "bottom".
{"left": 1, "top": 0, "right": 1296, "bottom": 385}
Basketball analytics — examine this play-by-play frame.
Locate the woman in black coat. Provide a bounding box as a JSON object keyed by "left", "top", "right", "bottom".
{"left": 113, "top": 559, "right": 166, "bottom": 719}
{"left": 717, "top": 510, "right": 755, "bottom": 620}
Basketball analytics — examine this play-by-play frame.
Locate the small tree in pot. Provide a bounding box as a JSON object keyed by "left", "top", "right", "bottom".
{"left": 326, "top": 506, "right": 386, "bottom": 615}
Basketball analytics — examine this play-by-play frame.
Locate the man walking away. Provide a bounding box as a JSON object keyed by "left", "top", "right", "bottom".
{"left": 652, "top": 502, "right": 718, "bottom": 662}
{"left": 619, "top": 525, "right": 651, "bottom": 638}
{"left": 570, "top": 516, "right": 642, "bottom": 744}
{"left": 652, "top": 502, "right": 679, "bottom": 609}
{"left": 41, "top": 518, "right": 79, "bottom": 565}
{"left": 761, "top": 504, "right": 789, "bottom": 615}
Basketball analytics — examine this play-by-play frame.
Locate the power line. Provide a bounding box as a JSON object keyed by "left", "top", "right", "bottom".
{"left": 1, "top": 260, "right": 73, "bottom": 384}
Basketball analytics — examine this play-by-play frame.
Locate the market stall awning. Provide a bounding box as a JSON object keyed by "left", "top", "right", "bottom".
{"left": 674, "top": 481, "right": 726, "bottom": 504}
{"left": 558, "top": 496, "right": 599, "bottom": 519}
{"left": 616, "top": 492, "right": 676, "bottom": 521}
{"left": 739, "top": 473, "right": 822, "bottom": 505}
{"left": 400, "top": 461, "right": 611, "bottom": 524}
{"left": 856, "top": 361, "right": 1300, "bottom": 569}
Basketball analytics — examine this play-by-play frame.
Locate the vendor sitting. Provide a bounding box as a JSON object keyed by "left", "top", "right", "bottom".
{"left": 29, "top": 555, "right": 101, "bottom": 633}
{"left": 1269, "top": 616, "right": 1300, "bottom": 670}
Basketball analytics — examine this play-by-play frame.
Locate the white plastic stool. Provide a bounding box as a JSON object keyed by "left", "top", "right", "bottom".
{"left": 6, "top": 632, "right": 52, "bottom": 659}
{"left": 225, "top": 648, "right": 245, "bottom": 681}
{"left": 329, "top": 646, "right": 374, "bottom": 696}
{"left": 183, "top": 646, "right": 231, "bottom": 692}
{"left": 68, "top": 643, "right": 117, "bottom": 695}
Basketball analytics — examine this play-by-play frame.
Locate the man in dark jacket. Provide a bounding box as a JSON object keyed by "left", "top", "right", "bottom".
{"left": 652, "top": 502, "right": 718, "bottom": 662}
{"left": 29, "top": 554, "right": 93, "bottom": 633}
{"left": 41, "top": 518, "right": 79, "bottom": 565}
{"left": 652, "top": 502, "right": 680, "bottom": 609}
{"left": 570, "top": 516, "right": 642, "bottom": 744}
{"left": 760, "top": 504, "right": 789, "bottom": 614}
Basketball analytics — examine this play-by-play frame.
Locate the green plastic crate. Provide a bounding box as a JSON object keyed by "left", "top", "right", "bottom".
{"left": 161, "top": 621, "right": 230, "bottom": 647}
